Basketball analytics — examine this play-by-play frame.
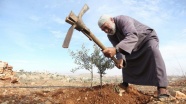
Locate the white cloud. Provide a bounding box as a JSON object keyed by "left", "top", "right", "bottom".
{"left": 181, "top": 28, "right": 186, "bottom": 38}
{"left": 161, "top": 42, "right": 186, "bottom": 58}
{"left": 52, "top": 15, "right": 65, "bottom": 24}
{"left": 50, "top": 30, "right": 63, "bottom": 39}
{"left": 5, "top": 30, "right": 35, "bottom": 52}
{"left": 160, "top": 41, "right": 186, "bottom": 75}
{"left": 120, "top": 0, "right": 170, "bottom": 26}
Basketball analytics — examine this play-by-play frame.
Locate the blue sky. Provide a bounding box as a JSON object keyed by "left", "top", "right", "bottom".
{"left": 1, "top": 0, "right": 186, "bottom": 75}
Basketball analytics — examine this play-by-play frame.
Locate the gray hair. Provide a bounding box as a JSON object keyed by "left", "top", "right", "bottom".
{"left": 98, "top": 14, "right": 111, "bottom": 27}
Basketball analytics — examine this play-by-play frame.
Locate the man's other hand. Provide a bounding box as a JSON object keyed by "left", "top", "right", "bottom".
{"left": 116, "top": 59, "right": 123, "bottom": 69}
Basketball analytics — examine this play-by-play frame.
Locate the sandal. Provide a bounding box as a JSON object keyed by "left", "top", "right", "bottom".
{"left": 157, "top": 87, "right": 170, "bottom": 98}
{"left": 158, "top": 94, "right": 170, "bottom": 98}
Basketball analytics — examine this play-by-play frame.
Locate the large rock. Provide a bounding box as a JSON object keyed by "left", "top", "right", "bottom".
{"left": 0, "top": 61, "right": 7, "bottom": 71}
{"left": 0, "top": 60, "right": 18, "bottom": 83}
{"left": 0, "top": 61, "right": 12, "bottom": 73}
{"left": 172, "top": 91, "right": 186, "bottom": 100}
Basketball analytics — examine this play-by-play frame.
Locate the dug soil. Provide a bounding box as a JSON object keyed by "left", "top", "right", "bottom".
{"left": 0, "top": 71, "right": 186, "bottom": 104}
{"left": 0, "top": 84, "right": 150, "bottom": 104}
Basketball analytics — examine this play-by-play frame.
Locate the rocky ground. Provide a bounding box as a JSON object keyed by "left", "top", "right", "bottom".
{"left": 0, "top": 71, "right": 186, "bottom": 104}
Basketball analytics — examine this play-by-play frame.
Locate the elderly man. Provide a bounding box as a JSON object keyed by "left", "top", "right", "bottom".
{"left": 98, "top": 14, "right": 169, "bottom": 98}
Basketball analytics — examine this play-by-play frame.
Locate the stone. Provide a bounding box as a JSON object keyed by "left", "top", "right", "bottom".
{"left": 172, "top": 91, "right": 186, "bottom": 99}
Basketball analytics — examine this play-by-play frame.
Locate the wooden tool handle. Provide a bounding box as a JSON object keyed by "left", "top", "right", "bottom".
{"left": 87, "top": 32, "right": 118, "bottom": 64}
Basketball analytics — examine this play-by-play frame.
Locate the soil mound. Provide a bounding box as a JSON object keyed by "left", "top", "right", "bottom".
{"left": 0, "top": 84, "right": 151, "bottom": 104}
{"left": 50, "top": 84, "right": 150, "bottom": 104}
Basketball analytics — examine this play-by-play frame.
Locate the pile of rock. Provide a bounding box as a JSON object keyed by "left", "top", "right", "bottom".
{"left": 0, "top": 60, "right": 18, "bottom": 83}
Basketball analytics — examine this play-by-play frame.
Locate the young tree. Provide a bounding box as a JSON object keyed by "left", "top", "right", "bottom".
{"left": 69, "top": 44, "right": 94, "bottom": 87}
{"left": 91, "top": 44, "right": 115, "bottom": 87}
{"left": 69, "top": 44, "right": 115, "bottom": 87}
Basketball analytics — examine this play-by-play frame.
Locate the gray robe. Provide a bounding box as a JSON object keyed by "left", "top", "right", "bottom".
{"left": 108, "top": 15, "right": 168, "bottom": 87}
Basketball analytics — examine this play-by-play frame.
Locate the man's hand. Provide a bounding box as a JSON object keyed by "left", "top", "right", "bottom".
{"left": 103, "top": 47, "right": 124, "bottom": 69}
{"left": 102, "top": 47, "right": 116, "bottom": 58}
{"left": 116, "top": 59, "right": 123, "bottom": 69}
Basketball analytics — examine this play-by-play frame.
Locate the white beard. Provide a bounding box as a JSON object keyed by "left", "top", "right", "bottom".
{"left": 107, "top": 22, "right": 116, "bottom": 35}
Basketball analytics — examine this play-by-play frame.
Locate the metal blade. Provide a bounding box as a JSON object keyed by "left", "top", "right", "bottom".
{"left": 62, "top": 25, "right": 75, "bottom": 48}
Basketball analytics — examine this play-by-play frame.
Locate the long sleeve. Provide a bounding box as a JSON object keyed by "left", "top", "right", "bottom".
{"left": 107, "top": 35, "right": 125, "bottom": 60}
{"left": 115, "top": 16, "right": 139, "bottom": 54}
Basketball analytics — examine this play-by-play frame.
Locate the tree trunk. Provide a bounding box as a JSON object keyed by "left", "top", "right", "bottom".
{"left": 100, "top": 73, "right": 103, "bottom": 87}
{"left": 90, "top": 69, "right": 93, "bottom": 88}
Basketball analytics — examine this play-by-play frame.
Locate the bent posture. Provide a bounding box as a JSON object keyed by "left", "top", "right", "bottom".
{"left": 98, "top": 14, "right": 169, "bottom": 98}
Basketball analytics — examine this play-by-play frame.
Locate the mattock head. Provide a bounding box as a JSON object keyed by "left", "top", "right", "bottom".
{"left": 62, "top": 4, "right": 89, "bottom": 48}
{"left": 62, "top": 24, "right": 76, "bottom": 48}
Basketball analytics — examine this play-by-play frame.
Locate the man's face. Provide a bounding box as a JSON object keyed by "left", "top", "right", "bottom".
{"left": 100, "top": 19, "right": 116, "bottom": 35}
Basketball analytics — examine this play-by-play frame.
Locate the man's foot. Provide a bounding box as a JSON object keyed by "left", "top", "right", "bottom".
{"left": 157, "top": 87, "right": 170, "bottom": 98}
{"left": 118, "top": 82, "right": 129, "bottom": 90}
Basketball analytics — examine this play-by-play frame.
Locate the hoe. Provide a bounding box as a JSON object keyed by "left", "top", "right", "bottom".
{"left": 62, "top": 4, "right": 119, "bottom": 65}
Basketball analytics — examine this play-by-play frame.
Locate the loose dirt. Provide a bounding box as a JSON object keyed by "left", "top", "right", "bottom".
{"left": 0, "top": 84, "right": 150, "bottom": 104}
{"left": 0, "top": 71, "right": 186, "bottom": 104}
